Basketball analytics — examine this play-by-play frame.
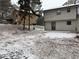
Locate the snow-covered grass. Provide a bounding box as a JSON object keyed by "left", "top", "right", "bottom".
{"left": 0, "top": 24, "right": 79, "bottom": 59}
{"left": 46, "top": 31, "right": 77, "bottom": 39}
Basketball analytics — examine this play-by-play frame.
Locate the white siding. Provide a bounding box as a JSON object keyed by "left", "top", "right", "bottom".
{"left": 56, "top": 21, "right": 76, "bottom": 31}
{"left": 45, "top": 22, "right": 51, "bottom": 30}
{"left": 77, "top": 16, "right": 79, "bottom": 32}
{"left": 44, "top": 7, "right": 76, "bottom": 21}
{"left": 77, "top": 6, "right": 79, "bottom": 15}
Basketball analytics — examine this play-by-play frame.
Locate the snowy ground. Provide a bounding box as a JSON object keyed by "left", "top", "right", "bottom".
{"left": 0, "top": 24, "right": 79, "bottom": 59}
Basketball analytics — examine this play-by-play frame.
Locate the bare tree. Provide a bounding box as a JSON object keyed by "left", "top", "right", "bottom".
{"left": 18, "top": 0, "right": 41, "bottom": 30}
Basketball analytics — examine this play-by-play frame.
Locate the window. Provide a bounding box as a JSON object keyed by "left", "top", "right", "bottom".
{"left": 57, "top": 10, "right": 61, "bottom": 15}
{"left": 67, "top": 8, "right": 71, "bottom": 12}
{"left": 52, "top": 22, "right": 56, "bottom": 30}
{"left": 67, "top": 21, "right": 71, "bottom": 25}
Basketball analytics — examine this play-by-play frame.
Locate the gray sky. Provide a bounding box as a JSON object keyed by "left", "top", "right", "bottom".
{"left": 11, "top": 0, "right": 68, "bottom": 10}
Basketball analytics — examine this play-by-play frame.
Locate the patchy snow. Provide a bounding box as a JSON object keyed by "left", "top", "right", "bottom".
{"left": 45, "top": 32, "right": 77, "bottom": 39}
{"left": 0, "top": 24, "right": 79, "bottom": 59}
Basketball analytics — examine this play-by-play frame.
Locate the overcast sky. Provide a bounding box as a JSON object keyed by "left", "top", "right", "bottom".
{"left": 11, "top": 0, "right": 68, "bottom": 10}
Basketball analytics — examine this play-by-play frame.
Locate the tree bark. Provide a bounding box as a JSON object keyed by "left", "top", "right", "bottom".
{"left": 28, "top": 10, "right": 30, "bottom": 30}
{"left": 23, "top": 16, "right": 26, "bottom": 30}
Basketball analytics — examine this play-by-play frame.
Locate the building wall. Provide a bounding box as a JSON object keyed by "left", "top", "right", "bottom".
{"left": 77, "top": 16, "right": 79, "bottom": 32}
{"left": 45, "top": 22, "right": 51, "bottom": 30}
{"left": 56, "top": 20, "right": 76, "bottom": 31}
{"left": 45, "top": 20, "right": 76, "bottom": 31}
{"left": 77, "top": 6, "right": 79, "bottom": 15}
{"left": 44, "top": 6, "right": 76, "bottom": 21}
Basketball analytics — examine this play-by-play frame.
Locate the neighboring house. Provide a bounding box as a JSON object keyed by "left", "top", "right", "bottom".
{"left": 12, "top": 9, "right": 38, "bottom": 25}
{"left": 44, "top": 4, "right": 79, "bottom": 32}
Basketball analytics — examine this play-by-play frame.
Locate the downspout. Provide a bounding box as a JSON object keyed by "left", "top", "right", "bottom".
{"left": 74, "top": 0, "right": 78, "bottom": 32}
{"left": 76, "top": 5, "right": 78, "bottom": 32}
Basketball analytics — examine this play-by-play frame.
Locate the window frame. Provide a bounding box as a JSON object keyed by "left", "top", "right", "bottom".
{"left": 56, "top": 10, "right": 61, "bottom": 15}
{"left": 67, "top": 21, "right": 71, "bottom": 25}
{"left": 67, "top": 8, "right": 71, "bottom": 13}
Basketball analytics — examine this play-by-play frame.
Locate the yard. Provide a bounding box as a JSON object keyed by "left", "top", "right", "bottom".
{"left": 0, "top": 24, "right": 79, "bottom": 59}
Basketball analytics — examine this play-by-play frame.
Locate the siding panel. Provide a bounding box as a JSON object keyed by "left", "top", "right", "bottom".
{"left": 45, "top": 22, "right": 51, "bottom": 30}
{"left": 44, "top": 7, "right": 76, "bottom": 21}
{"left": 56, "top": 21, "right": 76, "bottom": 31}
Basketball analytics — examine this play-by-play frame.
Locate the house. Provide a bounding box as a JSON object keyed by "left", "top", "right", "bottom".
{"left": 12, "top": 9, "right": 38, "bottom": 25}
{"left": 44, "top": 4, "right": 79, "bottom": 32}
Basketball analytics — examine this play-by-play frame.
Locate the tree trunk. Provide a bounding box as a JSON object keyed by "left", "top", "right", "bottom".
{"left": 23, "top": 16, "right": 26, "bottom": 30}
{"left": 28, "top": 10, "right": 30, "bottom": 30}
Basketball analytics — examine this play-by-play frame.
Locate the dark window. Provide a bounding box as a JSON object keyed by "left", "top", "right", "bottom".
{"left": 57, "top": 10, "right": 61, "bottom": 15}
{"left": 67, "top": 8, "right": 71, "bottom": 12}
{"left": 67, "top": 21, "right": 71, "bottom": 25}
{"left": 52, "top": 22, "right": 56, "bottom": 30}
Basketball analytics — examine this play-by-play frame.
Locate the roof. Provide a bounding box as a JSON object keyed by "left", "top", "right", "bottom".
{"left": 44, "top": 3, "right": 79, "bottom": 12}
